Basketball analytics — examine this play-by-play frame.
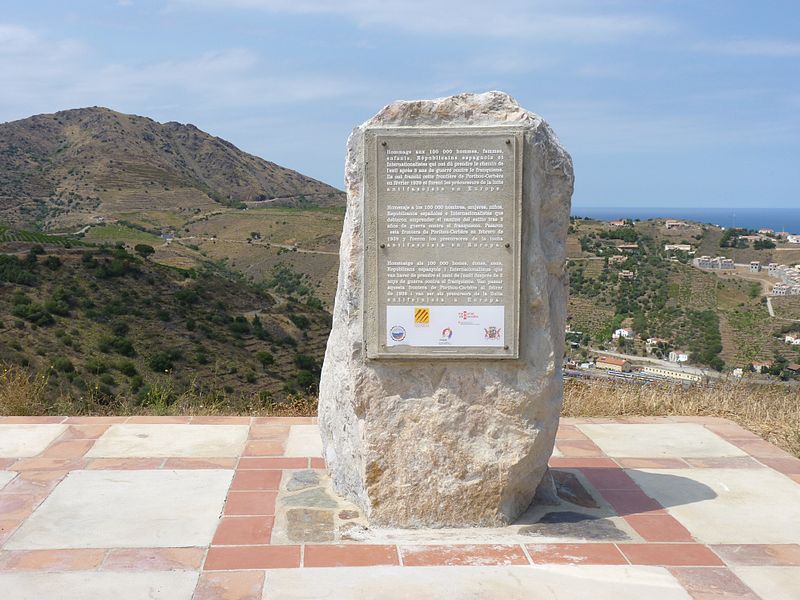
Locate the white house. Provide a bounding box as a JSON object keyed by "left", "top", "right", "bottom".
{"left": 788, "top": 235, "right": 800, "bottom": 244}
{"left": 750, "top": 261, "right": 761, "bottom": 273}
{"left": 669, "top": 350, "right": 689, "bottom": 363}
{"left": 665, "top": 244, "right": 693, "bottom": 252}
{"left": 612, "top": 328, "right": 634, "bottom": 340}
{"left": 786, "top": 334, "right": 800, "bottom": 346}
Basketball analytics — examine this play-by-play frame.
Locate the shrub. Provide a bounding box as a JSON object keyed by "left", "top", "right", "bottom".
{"left": 256, "top": 351, "right": 274, "bottom": 369}
{"left": 134, "top": 244, "right": 155, "bottom": 259}
{"left": 51, "top": 356, "right": 75, "bottom": 373}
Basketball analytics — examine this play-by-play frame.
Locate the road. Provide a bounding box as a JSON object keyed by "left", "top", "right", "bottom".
{"left": 172, "top": 235, "right": 339, "bottom": 256}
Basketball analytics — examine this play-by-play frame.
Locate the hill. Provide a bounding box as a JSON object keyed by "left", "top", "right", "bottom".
{"left": 0, "top": 231, "right": 331, "bottom": 411}
{"left": 0, "top": 107, "right": 343, "bottom": 230}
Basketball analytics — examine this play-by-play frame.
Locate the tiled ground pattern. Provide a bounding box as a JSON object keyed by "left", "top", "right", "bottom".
{"left": 0, "top": 415, "right": 798, "bottom": 599}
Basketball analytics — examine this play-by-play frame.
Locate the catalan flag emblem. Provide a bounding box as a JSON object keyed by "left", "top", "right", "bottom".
{"left": 414, "top": 307, "right": 430, "bottom": 325}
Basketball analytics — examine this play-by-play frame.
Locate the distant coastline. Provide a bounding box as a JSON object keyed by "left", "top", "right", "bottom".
{"left": 571, "top": 207, "right": 800, "bottom": 235}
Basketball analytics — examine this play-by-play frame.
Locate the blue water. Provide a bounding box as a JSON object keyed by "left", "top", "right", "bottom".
{"left": 571, "top": 207, "right": 800, "bottom": 235}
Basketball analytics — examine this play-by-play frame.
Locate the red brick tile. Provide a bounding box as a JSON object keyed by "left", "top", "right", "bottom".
{"left": 64, "top": 416, "right": 127, "bottom": 424}
{"left": 579, "top": 468, "right": 639, "bottom": 491}
{"left": 58, "top": 424, "right": 110, "bottom": 440}
{"left": 599, "top": 489, "right": 663, "bottom": 516}
{"left": 0, "top": 416, "right": 65, "bottom": 424}
{"left": 0, "top": 520, "right": 22, "bottom": 544}
{"left": 549, "top": 457, "right": 617, "bottom": 469}
{"left": 162, "top": 458, "right": 237, "bottom": 469}
{"left": 0, "top": 493, "right": 44, "bottom": 520}
{"left": 304, "top": 544, "right": 398, "bottom": 567}
{"left": 212, "top": 516, "right": 274, "bottom": 545}
{"left": 1, "top": 470, "right": 66, "bottom": 495}
{"left": 615, "top": 458, "right": 689, "bottom": 469}
{"left": 620, "top": 543, "right": 724, "bottom": 566}
{"left": 669, "top": 567, "right": 759, "bottom": 599}
{"left": 683, "top": 457, "right": 763, "bottom": 469}
{"left": 204, "top": 545, "right": 300, "bottom": 570}
{"left": 526, "top": 543, "right": 628, "bottom": 565}
{"left": 230, "top": 470, "right": 282, "bottom": 491}
{"left": 309, "top": 457, "right": 326, "bottom": 469}
{"left": 102, "top": 548, "right": 204, "bottom": 571}
{"left": 238, "top": 457, "right": 307, "bottom": 469}
{"left": 618, "top": 416, "right": 676, "bottom": 424}
{"left": 126, "top": 416, "right": 192, "bottom": 424}
{"left": 10, "top": 457, "right": 86, "bottom": 471}
{"left": 0, "top": 458, "right": 15, "bottom": 469}
{"left": 728, "top": 439, "right": 793, "bottom": 459}
{"left": 248, "top": 425, "right": 290, "bottom": 439}
{"left": 624, "top": 514, "right": 694, "bottom": 542}
{"left": 790, "top": 474, "right": 800, "bottom": 485}
{"left": 711, "top": 544, "right": 800, "bottom": 566}
{"left": 758, "top": 457, "right": 800, "bottom": 475}
{"left": 194, "top": 571, "right": 265, "bottom": 600}
{"left": 244, "top": 440, "right": 285, "bottom": 457}
{"left": 86, "top": 458, "right": 164, "bottom": 470}
{"left": 253, "top": 417, "right": 315, "bottom": 425}
{"left": 555, "top": 425, "right": 589, "bottom": 441}
{"left": 704, "top": 422, "right": 762, "bottom": 441}
{"left": 224, "top": 491, "right": 278, "bottom": 516}
{"left": 555, "top": 439, "right": 605, "bottom": 458}
{"left": 40, "top": 439, "right": 95, "bottom": 459}
{"left": 0, "top": 549, "right": 105, "bottom": 571}
{"left": 400, "top": 544, "right": 527, "bottom": 567}
{"left": 191, "top": 416, "right": 252, "bottom": 425}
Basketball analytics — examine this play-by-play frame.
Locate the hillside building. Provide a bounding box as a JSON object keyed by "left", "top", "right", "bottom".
{"left": 669, "top": 350, "right": 690, "bottom": 363}
{"left": 750, "top": 261, "right": 761, "bottom": 273}
{"left": 752, "top": 360, "right": 773, "bottom": 373}
{"left": 617, "top": 244, "right": 639, "bottom": 252}
{"left": 609, "top": 255, "right": 627, "bottom": 264}
{"left": 664, "top": 243, "right": 693, "bottom": 252}
{"left": 769, "top": 263, "right": 779, "bottom": 276}
{"left": 665, "top": 221, "right": 689, "bottom": 230}
{"left": 618, "top": 270, "right": 635, "bottom": 279}
{"left": 693, "top": 256, "right": 734, "bottom": 270}
{"left": 596, "top": 356, "right": 631, "bottom": 372}
{"left": 612, "top": 328, "right": 634, "bottom": 339}
{"left": 642, "top": 365, "right": 702, "bottom": 383}
{"left": 786, "top": 334, "right": 800, "bottom": 346}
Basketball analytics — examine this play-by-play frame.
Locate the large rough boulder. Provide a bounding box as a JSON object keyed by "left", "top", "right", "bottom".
{"left": 318, "top": 91, "right": 573, "bottom": 527}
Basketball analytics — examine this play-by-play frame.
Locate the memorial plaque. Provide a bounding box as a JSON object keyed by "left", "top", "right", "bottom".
{"left": 364, "top": 127, "right": 523, "bottom": 359}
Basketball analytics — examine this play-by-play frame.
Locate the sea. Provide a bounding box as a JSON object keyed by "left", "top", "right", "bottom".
{"left": 571, "top": 207, "right": 800, "bottom": 235}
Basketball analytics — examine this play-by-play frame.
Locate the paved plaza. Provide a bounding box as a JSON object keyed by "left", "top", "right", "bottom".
{"left": 0, "top": 415, "right": 799, "bottom": 598}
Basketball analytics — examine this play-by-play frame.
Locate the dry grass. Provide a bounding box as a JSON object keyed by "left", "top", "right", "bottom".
{"left": 3, "top": 362, "right": 798, "bottom": 458}
{"left": 563, "top": 378, "right": 800, "bottom": 458}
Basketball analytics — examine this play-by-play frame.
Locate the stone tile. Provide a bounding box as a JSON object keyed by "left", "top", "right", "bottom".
{"left": 10, "top": 457, "right": 85, "bottom": 471}
{"left": 230, "top": 469, "right": 282, "bottom": 491}
{"left": 212, "top": 516, "right": 274, "bottom": 545}
{"left": 669, "top": 567, "right": 759, "bottom": 599}
{"left": 620, "top": 544, "right": 724, "bottom": 566}
{"left": 5, "top": 469, "right": 233, "bottom": 549}
{"left": 282, "top": 487, "right": 338, "bottom": 508}
{"left": 628, "top": 468, "right": 800, "bottom": 544}
{"left": 0, "top": 425, "right": 67, "bottom": 457}
{"left": 578, "top": 424, "right": 747, "bottom": 458}
{"left": 683, "top": 457, "right": 763, "bottom": 469}
{"left": 64, "top": 416, "right": 127, "bottom": 424}
{"left": 400, "top": 544, "right": 528, "bottom": 566}
{"left": 712, "top": 544, "right": 800, "bottom": 566}
{"left": 0, "top": 572, "right": 199, "bottom": 600}
{"left": 0, "top": 494, "right": 43, "bottom": 520}
{"left": 555, "top": 425, "right": 590, "bottom": 440}
{"left": 254, "top": 416, "right": 315, "bottom": 424}
{"left": 285, "top": 508, "right": 335, "bottom": 543}
{"left": 87, "top": 424, "right": 248, "bottom": 458}
{"left": 102, "top": 547, "right": 204, "bottom": 570}
{"left": 262, "top": 566, "right": 692, "bottom": 599}
{"left": 284, "top": 425, "right": 323, "bottom": 457}
{"left": 550, "top": 457, "right": 618, "bottom": 469}
{"left": 191, "top": 416, "right": 252, "bottom": 425}
{"left": 758, "top": 457, "right": 800, "bottom": 475}
{"left": 526, "top": 543, "right": 628, "bottom": 565}
{"left": 728, "top": 439, "right": 794, "bottom": 459}
{"left": 248, "top": 424, "right": 290, "bottom": 439}
{"left": 732, "top": 566, "right": 800, "bottom": 600}
{"left": 0, "top": 417, "right": 65, "bottom": 424}
{"left": 238, "top": 457, "right": 308, "bottom": 469}
{"left": 224, "top": 491, "right": 278, "bottom": 516}
{"left": 194, "top": 571, "right": 265, "bottom": 600}
{"left": 598, "top": 489, "right": 664, "bottom": 515}
{"left": 703, "top": 422, "right": 761, "bottom": 440}
{"left": 624, "top": 514, "right": 694, "bottom": 542}
{"left": 519, "top": 510, "right": 630, "bottom": 541}
{"left": 555, "top": 439, "right": 606, "bottom": 458}
{"left": 126, "top": 416, "right": 192, "bottom": 424}
{"left": 303, "top": 544, "right": 399, "bottom": 567}
{"left": 579, "top": 468, "right": 639, "bottom": 491}
{"left": 286, "top": 469, "right": 320, "bottom": 491}
{"left": 86, "top": 458, "right": 164, "bottom": 469}
{"left": 59, "top": 424, "right": 110, "bottom": 440}
{"left": 309, "top": 457, "right": 326, "bottom": 469}
{"left": 0, "top": 549, "right": 105, "bottom": 571}
{"left": 204, "top": 545, "right": 301, "bottom": 570}
{"left": 0, "top": 470, "right": 17, "bottom": 490}
{"left": 0, "top": 520, "right": 23, "bottom": 545}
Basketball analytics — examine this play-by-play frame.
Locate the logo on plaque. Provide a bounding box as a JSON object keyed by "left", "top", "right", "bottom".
{"left": 414, "top": 307, "right": 430, "bottom": 325}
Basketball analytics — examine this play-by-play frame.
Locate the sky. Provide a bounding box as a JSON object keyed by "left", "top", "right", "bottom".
{"left": 1, "top": 1, "right": 798, "bottom": 208}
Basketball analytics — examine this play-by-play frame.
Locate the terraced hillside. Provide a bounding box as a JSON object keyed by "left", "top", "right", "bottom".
{"left": 0, "top": 107, "right": 343, "bottom": 230}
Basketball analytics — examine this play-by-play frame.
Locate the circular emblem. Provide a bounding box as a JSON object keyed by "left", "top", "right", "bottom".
{"left": 390, "top": 325, "right": 406, "bottom": 342}
{"left": 441, "top": 327, "right": 453, "bottom": 339}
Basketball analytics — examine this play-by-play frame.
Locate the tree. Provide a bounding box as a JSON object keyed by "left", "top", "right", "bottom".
{"left": 134, "top": 244, "right": 155, "bottom": 259}
{"left": 256, "top": 351, "right": 274, "bottom": 369}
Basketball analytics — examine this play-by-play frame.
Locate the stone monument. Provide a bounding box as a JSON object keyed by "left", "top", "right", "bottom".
{"left": 318, "top": 91, "right": 573, "bottom": 527}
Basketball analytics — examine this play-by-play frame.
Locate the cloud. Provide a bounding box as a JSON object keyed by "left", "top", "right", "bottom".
{"left": 170, "top": 0, "right": 672, "bottom": 41}
{"left": 697, "top": 38, "right": 800, "bottom": 57}
{"left": 0, "top": 24, "right": 361, "bottom": 123}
